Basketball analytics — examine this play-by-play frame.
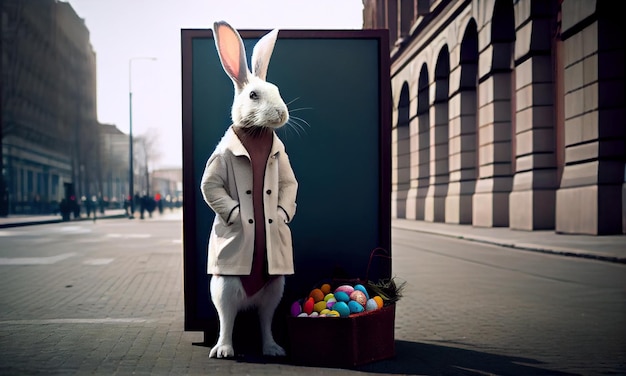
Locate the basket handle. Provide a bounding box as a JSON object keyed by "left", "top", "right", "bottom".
{"left": 366, "top": 247, "right": 391, "bottom": 282}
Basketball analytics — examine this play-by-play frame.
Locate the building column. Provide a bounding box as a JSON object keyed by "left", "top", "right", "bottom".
{"left": 509, "top": 9, "right": 559, "bottom": 230}
{"left": 424, "top": 95, "right": 449, "bottom": 222}
{"left": 555, "top": 1, "right": 625, "bottom": 234}
{"left": 391, "top": 106, "right": 411, "bottom": 219}
{"left": 473, "top": 71, "right": 514, "bottom": 227}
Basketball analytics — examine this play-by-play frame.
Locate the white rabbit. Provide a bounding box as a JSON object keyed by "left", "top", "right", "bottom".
{"left": 200, "top": 20, "right": 298, "bottom": 359}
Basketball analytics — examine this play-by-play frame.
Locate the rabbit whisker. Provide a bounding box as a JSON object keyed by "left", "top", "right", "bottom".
{"left": 288, "top": 107, "right": 314, "bottom": 113}
{"left": 285, "top": 97, "right": 301, "bottom": 106}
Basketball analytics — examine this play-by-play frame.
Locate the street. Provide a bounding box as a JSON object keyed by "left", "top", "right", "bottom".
{"left": 0, "top": 213, "right": 624, "bottom": 375}
{"left": 387, "top": 228, "right": 626, "bottom": 375}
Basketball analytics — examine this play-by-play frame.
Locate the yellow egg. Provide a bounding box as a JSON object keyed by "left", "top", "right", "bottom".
{"left": 373, "top": 296, "right": 384, "bottom": 309}
{"left": 323, "top": 293, "right": 334, "bottom": 302}
{"left": 327, "top": 310, "right": 340, "bottom": 317}
{"left": 314, "top": 300, "right": 327, "bottom": 312}
{"left": 320, "top": 309, "right": 331, "bottom": 315}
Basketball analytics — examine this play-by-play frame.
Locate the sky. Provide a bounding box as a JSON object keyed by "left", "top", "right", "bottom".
{"left": 64, "top": 0, "right": 364, "bottom": 169}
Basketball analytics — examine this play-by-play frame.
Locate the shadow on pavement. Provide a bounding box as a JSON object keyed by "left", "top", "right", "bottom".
{"left": 356, "top": 340, "right": 577, "bottom": 375}
{"left": 220, "top": 339, "right": 577, "bottom": 375}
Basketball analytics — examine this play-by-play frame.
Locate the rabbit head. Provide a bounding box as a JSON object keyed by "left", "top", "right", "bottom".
{"left": 213, "top": 21, "right": 289, "bottom": 130}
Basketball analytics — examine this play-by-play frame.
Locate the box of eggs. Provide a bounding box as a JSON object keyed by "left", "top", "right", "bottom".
{"left": 286, "top": 281, "right": 395, "bottom": 367}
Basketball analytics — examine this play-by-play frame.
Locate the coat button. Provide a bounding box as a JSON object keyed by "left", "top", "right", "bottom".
{"left": 268, "top": 219, "right": 273, "bottom": 224}
{"left": 246, "top": 190, "right": 251, "bottom": 194}
{"left": 248, "top": 219, "right": 253, "bottom": 224}
{"left": 266, "top": 189, "right": 271, "bottom": 195}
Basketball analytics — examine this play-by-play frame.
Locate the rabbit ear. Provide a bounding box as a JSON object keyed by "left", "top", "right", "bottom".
{"left": 213, "top": 21, "right": 249, "bottom": 89}
{"left": 251, "top": 28, "right": 279, "bottom": 81}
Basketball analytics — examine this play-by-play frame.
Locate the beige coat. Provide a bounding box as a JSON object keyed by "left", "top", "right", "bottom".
{"left": 200, "top": 126, "right": 298, "bottom": 275}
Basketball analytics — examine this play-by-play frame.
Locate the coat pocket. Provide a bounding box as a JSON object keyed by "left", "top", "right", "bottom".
{"left": 211, "top": 219, "right": 243, "bottom": 261}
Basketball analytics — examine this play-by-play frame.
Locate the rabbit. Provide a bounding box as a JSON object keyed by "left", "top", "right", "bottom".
{"left": 200, "top": 20, "right": 298, "bottom": 359}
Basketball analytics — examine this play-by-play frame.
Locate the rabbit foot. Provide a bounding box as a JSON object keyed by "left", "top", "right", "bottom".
{"left": 262, "top": 341, "right": 286, "bottom": 356}
{"left": 209, "top": 343, "right": 235, "bottom": 358}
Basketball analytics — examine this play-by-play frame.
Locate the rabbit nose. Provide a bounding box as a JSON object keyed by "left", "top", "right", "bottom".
{"left": 276, "top": 109, "right": 285, "bottom": 122}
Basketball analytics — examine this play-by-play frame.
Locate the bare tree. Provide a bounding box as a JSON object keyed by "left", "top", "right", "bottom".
{"left": 134, "top": 128, "right": 161, "bottom": 196}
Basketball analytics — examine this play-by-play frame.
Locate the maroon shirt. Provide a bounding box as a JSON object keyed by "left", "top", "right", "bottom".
{"left": 234, "top": 127, "right": 278, "bottom": 297}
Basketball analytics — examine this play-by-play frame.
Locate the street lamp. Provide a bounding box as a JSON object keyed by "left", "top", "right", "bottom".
{"left": 128, "top": 56, "right": 156, "bottom": 219}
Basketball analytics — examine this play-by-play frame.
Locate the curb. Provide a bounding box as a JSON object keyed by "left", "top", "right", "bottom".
{"left": 392, "top": 223, "right": 626, "bottom": 265}
{"left": 0, "top": 213, "right": 128, "bottom": 229}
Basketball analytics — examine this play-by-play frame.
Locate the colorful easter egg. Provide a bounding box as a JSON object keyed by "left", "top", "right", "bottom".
{"left": 373, "top": 296, "right": 384, "bottom": 308}
{"left": 333, "top": 301, "right": 350, "bottom": 317}
{"left": 353, "top": 284, "right": 370, "bottom": 299}
{"left": 320, "top": 283, "right": 332, "bottom": 295}
{"left": 348, "top": 300, "right": 364, "bottom": 313}
{"left": 327, "top": 310, "right": 340, "bottom": 317}
{"left": 314, "top": 300, "right": 327, "bottom": 313}
{"left": 365, "top": 298, "right": 379, "bottom": 311}
{"left": 297, "top": 312, "right": 308, "bottom": 317}
{"left": 303, "top": 297, "right": 315, "bottom": 315}
{"left": 309, "top": 288, "right": 325, "bottom": 302}
{"left": 334, "top": 291, "right": 350, "bottom": 303}
{"left": 310, "top": 312, "right": 319, "bottom": 317}
{"left": 326, "top": 300, "right": 336, "bottom": 310}
{"left": 334, "top": 285, "right": 355, "bottom": 295}
{"left": 323, "top": 293, "right": 335, "bottom": 302}
{"left": 290, "top": 301, "right": 302, "bottom": 317}
{"left": 320, "top": 309, "right": 331, "bottom": 315}
{"left": 349, "top": 290, "right": 367, "bottom": 306}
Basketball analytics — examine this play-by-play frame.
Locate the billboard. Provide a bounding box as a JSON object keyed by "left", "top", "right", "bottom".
{"left": 181, "top": 28, "right": 391, "bottom": 341}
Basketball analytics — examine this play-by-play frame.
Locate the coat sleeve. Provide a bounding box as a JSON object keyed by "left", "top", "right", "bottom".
{"left": 277, "top": 151, "right": 298, "bottom": 223}
{"left": 200, "top": 153, "right": 239, "bottom": 223}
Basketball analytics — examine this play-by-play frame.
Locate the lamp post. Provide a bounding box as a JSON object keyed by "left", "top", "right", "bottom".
{"left": 128, "top": 56, "right": 156, "bottom": 218}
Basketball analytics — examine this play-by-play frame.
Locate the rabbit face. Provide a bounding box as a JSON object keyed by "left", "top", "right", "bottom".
{"left": 232, "top": 76, "right": 289, "bottom": 129}
{"left": 213, "top": 21, "right": 288, "bottom": 130}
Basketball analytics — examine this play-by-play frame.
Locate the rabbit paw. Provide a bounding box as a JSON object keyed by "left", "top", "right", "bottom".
{"left": 262, "top": 341, "right": 286, "bottom": 357}
{"left": 209, "top": 343, "right": 235, "bottom": 358}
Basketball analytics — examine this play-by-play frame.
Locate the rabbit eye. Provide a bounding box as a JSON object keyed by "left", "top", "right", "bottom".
{"left": 249, "top": 91, "right": 258, "bottom": 100}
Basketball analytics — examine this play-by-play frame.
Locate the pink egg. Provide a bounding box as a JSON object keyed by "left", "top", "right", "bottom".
{"left": 350, "top": 290, "right": 367, "bottom": 306}
{"left": 334, "top": 284, "right": 355, "bottom": 295}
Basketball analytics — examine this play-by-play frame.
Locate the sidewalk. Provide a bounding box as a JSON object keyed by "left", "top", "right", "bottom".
{"left": 0, "top": 209, "right": 129, "bottom": 228}
{"left": 393, "top": 218, "right": 626, "bottom": 264}
{"left": 1, "top": 211, "right": 624, "bottom": 264}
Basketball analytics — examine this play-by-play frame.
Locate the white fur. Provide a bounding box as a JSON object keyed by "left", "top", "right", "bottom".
{"left": 231, "top": 76, "right": 288, "bottom": 129}
{"left": 208, "top": 20, "right": 290, "bottom": 358}
{"left": 209, "top": 275, "right": 286, "bottom": 358}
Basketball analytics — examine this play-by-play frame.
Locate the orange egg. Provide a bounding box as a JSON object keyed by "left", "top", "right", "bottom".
{"left": 373, "top": 296, "right": 384, "bottom": 309}
{"left": 320, "top": 283, "right": 332, "bottom": 295}
{"left": 309, "top": 288, "right": 325, "bottom": 302}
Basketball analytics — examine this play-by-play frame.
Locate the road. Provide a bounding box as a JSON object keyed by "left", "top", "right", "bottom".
{"left": 0, "top": 213, "right": 624, "bottom": 375}
{"left": 386, "top": 228, "right": 626, "bottom": 375}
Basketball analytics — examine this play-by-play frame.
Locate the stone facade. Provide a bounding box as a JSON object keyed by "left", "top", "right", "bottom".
{"left": 1, "top": 0, "right": 99, "bottom": 214}
{"left": 363, "top": 0, "right": 625, "bottom": 235}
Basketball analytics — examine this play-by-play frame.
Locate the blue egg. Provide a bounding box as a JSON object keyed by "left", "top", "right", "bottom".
{"left": 333, "top": 301, "right": 350, "bottom": 317}
{"left": 354, "top": 284, "right": 370, "bottom": 299}
{"left": 348, "top": 300, "right": 365, "bottom": 314}
{"left": 334, "top": 291, "right": 350, "bottom": 303}
{"left": 365, "top": 298, "right": 379, "bottom": 311}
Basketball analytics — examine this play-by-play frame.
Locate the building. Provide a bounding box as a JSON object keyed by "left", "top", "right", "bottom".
{"left": 151, "top": 167, "right": 182, "bottom": 207}
{"left": 1, "top": 0, "right": 99, "bottom": 215}
{"left": 98, "top": 123, "right": 130, "bottom": 207}
{"left": 363, "top": 0, "right": 625, "bottom": 235}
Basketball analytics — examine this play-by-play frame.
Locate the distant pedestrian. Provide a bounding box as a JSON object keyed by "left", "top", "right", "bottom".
{"left": 139, "top": 194, "right": 146, "bottom": 219}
